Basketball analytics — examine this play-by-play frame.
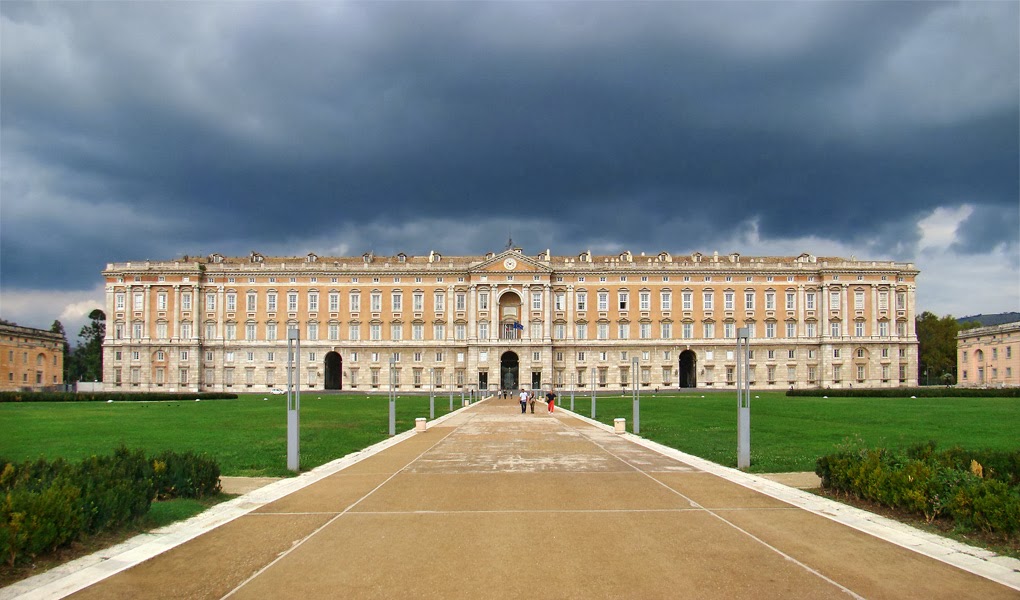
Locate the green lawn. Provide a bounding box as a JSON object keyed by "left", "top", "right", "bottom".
{"left": 0, "top": 393, "right": 462, "bottom": 477}
{"left": 563, "top": 391, "right": 1020, "bottom": 472}
{"left": 2, "top": 392, "right": 1016, "bottom": 476}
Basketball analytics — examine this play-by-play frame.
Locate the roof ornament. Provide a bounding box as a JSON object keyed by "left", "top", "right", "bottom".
{"left": 505, "top": 231, "right": 514, "bottom": 251}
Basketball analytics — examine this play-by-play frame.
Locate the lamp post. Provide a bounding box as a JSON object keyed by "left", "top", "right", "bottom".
{"left": 570, "top": 373, "right": 575, "bottom": 411}
{"left": 388, "top": 355, "right": 396, "bottom": 437}
{"left": 632, "top": 356, "right": 640, "bottom": 434}
{"left": 429, "top": 368, "right": 435, "bottom": 420}
{"left": 286, "top": 328, "right": 301, "bottom": 472}
{"left": 736, "top": 327, "right": 751, "bottom": 470}
{"left": 590, "top": 367, "right": 597, "bottom": 419}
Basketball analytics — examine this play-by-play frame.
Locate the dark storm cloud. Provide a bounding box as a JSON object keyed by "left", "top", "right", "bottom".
{"left": 1, "top": 1, "right": 1017, "bottom": 299}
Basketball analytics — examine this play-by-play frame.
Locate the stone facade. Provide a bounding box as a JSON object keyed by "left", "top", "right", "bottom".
{"left": 101, "top": 249, "right": 919, "bottom": 393}
{"left": 1, "top": 323, "right": 65, "bottom": 391}
{"left": 957, "top": 321, "right": 1020, "bottom": 387}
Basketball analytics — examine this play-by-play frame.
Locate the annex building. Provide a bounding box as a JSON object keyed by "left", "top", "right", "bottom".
{"left": 957, "top": 321, "right": 1019, "bottom": 388}
{"left": 1, "top": 322, "right": 65, "bottom": 391}
{"left": 101, "top": 248, "right": 919, "bottom": 393}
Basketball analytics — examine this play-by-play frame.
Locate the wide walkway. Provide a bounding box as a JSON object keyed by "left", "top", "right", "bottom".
{"left": 9, "top": 396, "right": 1020, "bottom": 599}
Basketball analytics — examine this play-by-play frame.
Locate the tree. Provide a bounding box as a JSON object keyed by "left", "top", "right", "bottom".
{"left": 50, "top": 320, "right": 70, "bottom": 383}
{"left": 915, "top": 311, "right": 963, "bottom": 385}
{"left": 73, "top": 309, "right": 106, "bottom": 382}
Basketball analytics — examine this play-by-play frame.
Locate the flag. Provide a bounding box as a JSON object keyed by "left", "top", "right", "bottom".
{"left": 513, "top": 321, "right": 524, "bottom": 331}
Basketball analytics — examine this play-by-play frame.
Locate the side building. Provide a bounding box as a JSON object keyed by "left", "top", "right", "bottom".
{"left": 101, "top": 249, "right": 919, "bottom": 393}
{"left": 957, "top": 321, "right": 1020, "bottom": 387}
{"left": 1, "top": 322, "right": 65, "bottom": 391}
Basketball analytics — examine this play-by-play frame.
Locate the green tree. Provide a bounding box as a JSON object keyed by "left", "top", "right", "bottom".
{"left": 50, "top": 319, "right": 70, "bottom": 384}
{"left": 73, "top": 309, "right": 106, "bottom": 382}
{"left": 915, "top": 311, "right": 965, "bottom": 385}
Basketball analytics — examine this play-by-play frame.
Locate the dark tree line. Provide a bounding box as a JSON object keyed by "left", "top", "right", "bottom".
{"left": 915, "top": 311, "right": 981, "bottom": 385}
{"left": 51, "top": 309, "right": 106, "bottom": 384}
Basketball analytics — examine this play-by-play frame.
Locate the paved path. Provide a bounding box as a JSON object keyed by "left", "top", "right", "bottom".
{"left": 8, "top": 396, "right": 1020, "bottom": 599}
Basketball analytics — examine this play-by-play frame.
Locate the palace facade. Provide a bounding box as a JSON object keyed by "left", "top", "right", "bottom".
{"left": 101, "top": 248, "right": 919, "bottom": 393}
{"left": 957, "top": 321, "right": 1020, "bottom": 387}
{"left": 1, "top": 322, "right": 65, "bottom": 391}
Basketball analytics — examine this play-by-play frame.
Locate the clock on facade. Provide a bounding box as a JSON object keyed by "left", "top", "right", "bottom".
{"left": 503, "top": 258, "right": 517, "bottom": 270}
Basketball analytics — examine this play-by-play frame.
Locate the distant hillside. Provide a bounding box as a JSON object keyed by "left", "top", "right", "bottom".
{"left": 957, "top": 312, "right": 1020, "bottom": 327}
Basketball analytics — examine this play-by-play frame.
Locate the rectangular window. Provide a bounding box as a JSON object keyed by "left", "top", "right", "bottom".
{"left": 703, "top": 322, "right": 715, "bottom": 338}
{"left": 598, "top": 292, "right": 609, "bottom": 311}
{"left": 413, "top": 292, "right": 424, "bottom": 312}
{"left": 618, "top": 291, "right": 629, "bottom": 310}
{"left": 116, "top": 293, "right": 125, "bottom": 311}
{"left": 371, "top": 292, "right": 382, "bottom": 312}
{"left": 682, "top": 323, "right": 693, "bottom": 339}
{"left": 806, "top": 322, "right": 817, "bottom": 337}
{"left": 350, "top": 292, "right": 361, "bottom": 312}
{"left": 247, "top": 292, "right": 257, "bottom": 312}
{"left": 134, "top": 292, "right": 144, "bottom": 310}
{"left": 897, "top": 292, "right": 906, "bottom": 310}
{"left": 329, "top": 292, "right": 340, "bottom": 312}
{"left": 724, "top": 322, "right": 735, "bottom": 338}
{"left": 532, "top": 291, "right": 542, "bottom": 311}
{"left": 765, "top": 291, "right": 775, "bottom": 310}
{"left": 879, "top": 291, "right": 889, "bottom": 310}
{"left": 639, "top": 292, "right": 650, "bottom": 310}
{"left": 181, "top": 322, "right": 192, "bottom": 339}
{"left": 640, "top": 323, "right": 651, "bottom": 339}
{"left": 576, "top": 292, "right": 587, "bottom": 311}
{"left": 661, "top": 323, "right": 672, "bottom": 339}
{"left": 390, "top": 324, "right": 402, "bottom": 340}
{"left": 455, "top": 324, "right": 466, "bottom": 340}
{"left": 765, "top": 322, "right": 776, "bottom": 338}
{"left": 225, "top": 323, "right": 236, "bottom": 340}
{"left": 786, "top": 322, "right": 796, "bottom": 338}
{"left": 479, "top": 322, "right": 489, "bottom": 339}
{"left": 682, "top": 292, "right": 693, "bottom": 311}
{"left": 349, "top": 323, "right": 360, "bottom": 341}
{"left": 456, "top": 293, "right": 466, "bottom": 311}
{"left": 855, "top": 291, "right": 865, "bottom": 310}
{"left": 328, "top": 323, "right": 340, "bottom": 340}
{"left": 434, "top": 292, "right": 445, "bottom": 312}
{"left": 287, "top": 292, "right": 298, "bottom": 312}
{"left": 266, "top": 293, "right": 277, "bottom": 312}
{"left": 786, "top": 292, "right": 795, "bottom": 310}
{"left": 531, "top": 322, "right": 542, "bottom": 339}
{"left": 554, "top": 293, "right": 565, "bottom": 311}
{"left": 855, "top": 321, "right": 865, "bottom": 337}
{"left": 412, "top": 323, "right": 424, "bottom": 340}
{"left": 878, "top": 321, "right": 889, "bottom": 336}
{"left": 554, "top": 324, "right": 566, "bottom": 339}
{"left": 703, "top": 292, "right": 714, "bottom": 310}
{"left": 433, "top": 323, "right": 445, "bottom": 339}
{"left": 745, "top": 291, "right": 755, "bottom": 310}
{"left": 806, "top": 292, "right": 815, "bottom": 310}
{"left": 660, "top": 291, "right": 671, "bottom": 310}
{"left": 723, "top": 291, "right": 734, "bottom": 310}
{"left": 830, "top": 291, "right": 840, "bottom": 310}
{"left": 576, "top": 324, "right": 587, "bottom": 339}
{"left": 830, "top": 322, "right": 841, "bottom": 337}
{"left": 370, "top": 324, "right": 381, "bottom": 340}
{"left": 391, "top": 292, "right": 402, "bottom": 312}
{"left": 226, "top": 293, "right": 236, "bottom": 312}
{"left": 156, "top": 322, "right": 167, "bottom": 338}
{"left": 246, "top": 323, "right": 256, "bottom": 340}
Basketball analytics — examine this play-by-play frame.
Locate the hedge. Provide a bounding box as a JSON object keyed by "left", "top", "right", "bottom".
{"left": 0, "top": 391, "right": 238, "bottom": 403}
{"left": 1, "top": 447, "right": 220, "bottom": 567}
{"left": 816, "top": 441, "right": 1020, "bottom": 535}
{"left": 788, "top": 387, "right": 1020, "bottom": 398}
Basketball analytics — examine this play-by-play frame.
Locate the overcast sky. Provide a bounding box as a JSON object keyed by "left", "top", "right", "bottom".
{"left": 2, "top": 1, "right": 1018, "bottom": 339}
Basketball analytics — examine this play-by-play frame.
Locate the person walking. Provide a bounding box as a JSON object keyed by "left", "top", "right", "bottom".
{"left": 519, "top": 388, "right": 528, "bottom": 414}
{"left": 546, "top": 389, "right": 557, "bottom": 413}
{"left": 528, "top": 389, "right": 536, "bottom": 413}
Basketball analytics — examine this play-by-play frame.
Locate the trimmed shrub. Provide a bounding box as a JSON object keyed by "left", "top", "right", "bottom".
{"left": 817, "top": 441, "right": 1020, "bottom": 536}
{"left": 151, "top": 450, "right": 221, "bottom": 500}
{"left": 788, "top": 387, "right": 1020, "bottom": 398}
{"left": 0, "top": 392, "right": 238, "bottom": 403}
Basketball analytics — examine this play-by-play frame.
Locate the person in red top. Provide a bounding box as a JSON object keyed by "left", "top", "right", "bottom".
{"left": 545, "top": 389, "right": 557, "bottom": 413}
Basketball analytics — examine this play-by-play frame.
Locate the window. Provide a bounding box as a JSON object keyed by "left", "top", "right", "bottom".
{"left": 554, "top": 293, "right": 565, "bottom": 311}
{"left": 806, "top": 322, "right": 817, "bottom": 337}
{"left": 267, "top": 293, "right": 277, "bottom": 312}
{"left": 682, "top": 291, "right": 693, "bottom": 310}
{"left": 455, "top": 293, "right": 466, "bottom": 311}
{"left": 532, "top": 291, "right": 542, "bottom": 310}
{"left": 785, "top": 292, "right": 795, "bottom": 310}
{"left": 682, "top": 323, "right": 693, "bottom": 339}
{"left": 478, "top": 292, "right": 488, "bottom": 311}
{"left": 434, "top": 292, "right": 445, "bottom": 312}
{"left": 391, "top": 292, "right": 402, "bottom": 312}
{"left": 833, "top": 348, "right": 841, "bottom": 359}
{"left": 247, "top": 292, "right": 257, "bottom": 312}
{"left": 832, "top": 365, "right": 842, "bottom": 382}
{"left": 878, "top": 321, "right": 889, "bottom": 336}
{"left": 878, "top": 291, "right": 889, "bottom": 310}
{"left": 329, "top": 292, "right": 340, "bottom": 312}
{"left": 745, "top": 291, "right": 755, "bottom": 310}
{"left": 576, "top": 292, "right": 587, "bottom": 311}
{"left": 786, "top": 322, "right": 796, "bottom": 338}
{"left": 598, "top": 292, "right": 609, "bottom": 311}
{"left": 433, "top": 323, "right": 445, "bottom": 339}
{"left": 724, "top": 322, "right": 735, "bottom": 338}
{"left": 577, "top": 351, "right": 586, "bottom": 362}
{"left": 855, "top": 290, "right": 865, "bottom": 310}
{"left": 455, "top": 324, "right": 466, "bottom": 340}
{"left": 830, "top": 322, "right": 841, "bottom": 337}
{"left": 530, "top": 322, "right": 542, "bottom": 339}
{"left": 765, "top": 291, "right": 775, "bottom": 310}
{"left": 724, "top": 291, "right": 735, "bottom": 310}
{"left": 156, "top": 322, "right": 167, "bottom": 338}
{"left": 661, "top": 323, "right": 672, "bottom": 339}
{"left": 328, "top": 323, "right": 340, "bottom": 340}
{"left": 765, "top": 322, "right": 776, "bottom": 338}
{"left": 830, "top": 291, "right": 840, "bottom": 310}
{"left": 181, "top": 322, "right": 192, "bottom": 339}
{"left": 640, "top": 323, "right": 651, "bottom": 339}
{"left": 897, "top": 292, "right": 906, "bottom": 310}
{"left": 288, "top": 292, "right": 298, "bottom": 312}
{"left": 616, "top": 322, "right": 628, "bottom": 339}
{"left": 246, "top": 323, "right": 257, "bottom": 340}
{"left": 639, "top": 291, "right": 650, "bottom": 310}
{"left": 350, "top": 292, "right": 361, "bottom": 312}
{"left": 370, "top": 324, "right": 381, "bottom": 340}
{"left": 703, "top": 322, "right": 715, "bottom": 338}
{"left": 226, "top": 292, "right": 236, "bottom": 312}
{"left": 479, "top": 322, "right": 489, "bottom": 339}
{"left": 703, "top": 291, "right": 713, "bottom": 310}
{"left": 855, "top": 321, "right": 865, "bottom": 337}
{"left": 805, "top": 292, "right": 815, "bottom": 310}
{"left": 576, "top": 323, "right": 588, "bottom": 339}
{"left": 116, "top": 293, "right": 125, "bottom": 311}
{"left": 370, "top": 292, "right": 382, "bottom": 312}
{"left": 134, "top": 292, "right": 144, "bottom": 310}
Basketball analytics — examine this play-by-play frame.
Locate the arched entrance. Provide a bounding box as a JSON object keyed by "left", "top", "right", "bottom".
{"left": 679, "top": 350, "right": 697, "bottom": 388}
{"left": 324, "top": 352, "right": 342, "bottom": 390}
{"left": 500, "top": 351, "right": 520, "bottom": 390}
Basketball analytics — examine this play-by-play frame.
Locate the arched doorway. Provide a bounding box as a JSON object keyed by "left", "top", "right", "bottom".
{"left": 324, "top": 352, "right": 342, "bottom": 390}
{"left": 500, "top": 351, "right": 520, "bottom": 390}
{"left": 679, "top": 350, "right": 697, "bottom": 388}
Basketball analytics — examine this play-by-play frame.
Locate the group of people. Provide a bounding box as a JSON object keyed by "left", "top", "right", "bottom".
{"left": 515, "top": 388, "right": 556, "bottom": 414}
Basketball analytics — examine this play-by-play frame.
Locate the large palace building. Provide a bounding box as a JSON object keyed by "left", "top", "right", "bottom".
{"left": 101, "top": 248, "right": 919, "bottom": 393}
